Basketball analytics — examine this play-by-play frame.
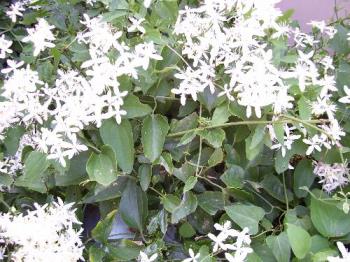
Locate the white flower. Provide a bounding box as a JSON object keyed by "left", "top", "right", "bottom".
{"left": 128, "top": 17, "right": 146, "bottom": 34}
{"left": 139, "top": 251, "right": 158, "bottom": 262}
{"left": 134, "top": 42, "right": 163, "bottom": 70}
{"left": 22, "top": 18, "right": 56, "bottom": 56}
{"left": 86, "top": 0, "right": 97, "bottom": 6}
{"left": 218, "top": 84, "right": 235, "bottom": 101}
{"left": 183, "top": 248, "right": 200, "bottom": 262}
{"left": 6, "top": 2, "right": 25, "bottom": 23}
{"left": 314, "top": 162, "right": 349, "bottom": 193}
{"left": 328, "top": 242, "right": 350, "bottom": 261}
{"left": 208, "top": 232, "right": 233, "bottom": 252}
{"left": 214, "top": 221, "right": 240, "bottom": 239}
{"left": 303, "top": 134, "right": 330, "bottom": 155}
{"left": 271, "top": 124, "right": 301, "bottom": 157}
{"left": 339, "top": 86, "right": 350, "bottom": 104}
{"left": 1, "top": 60, "right": 24, "bottom": 74}
{"left": 0, "top": 35, "right": 13, "bottom": 59}
{"left": 0, "top": 198, "right": 84, "bottom": 261}
{"left": 144, "top": 0, "right": 152, "bottom": 8}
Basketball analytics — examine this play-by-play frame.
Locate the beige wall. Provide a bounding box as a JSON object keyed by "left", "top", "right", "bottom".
{"left": 278, "top": 0, "right": 350, "bottom": 30}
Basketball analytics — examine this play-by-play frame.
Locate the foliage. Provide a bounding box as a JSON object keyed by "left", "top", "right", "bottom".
{"left": 0, "top": 0, "right": 350, "bottom": 261}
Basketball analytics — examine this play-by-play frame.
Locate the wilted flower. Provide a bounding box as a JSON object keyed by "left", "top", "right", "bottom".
{"left": 313, "top": 161, "right": 349, "bottom": 193}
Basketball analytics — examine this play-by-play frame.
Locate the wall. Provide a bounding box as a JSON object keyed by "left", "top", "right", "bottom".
{"left": 278, "top": 0, "right": 350, "bottom": 30}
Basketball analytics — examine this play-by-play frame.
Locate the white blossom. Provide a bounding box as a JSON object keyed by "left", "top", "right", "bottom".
{"left": 22, "top": 18, "right": 56, "bottom": 56}
{"left": 1, "top": 60, "right": 24, "bottom": 74}
{"left": 139, "top": 251, "right": 158, "bottom": 262}
{"left": 183, "top": 248, "right": 200, "bottom": 262}
{"left": 0, "top": 35, "right": 13, "bottom": 59}
{"left": 144, "top": 0, "right": 152, "bottom": 8}
{"left": 6, "top": 2, "right": 25, "bottom": 23}
{"left": 128, "top": 17, "right": 146, "bottom": 34}
{"left": 0, "top": 198, "right": 84, "bottom": 261}
{"left": 328, "top": 242, "right": 350, "bottom": 261}
{"left": 339, "top": 86, "right": 350, "bottom": 104}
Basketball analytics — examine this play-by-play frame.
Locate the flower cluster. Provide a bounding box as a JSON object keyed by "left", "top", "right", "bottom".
{"left": 207, "top": 221, "right": 252, "bottom": 262}
{"left": 0, "top": 198, "right": 84, "bottom": 261}
{"left": 139, "top": 221, "right": 252, "bottom": 262}
{"left": 313, "top": 161, "right": 349, "bottom": 193}
{"left": 173, "top": 0, "right": 344, "bottom": 159}
{"left": 0, "top": 14, "right": 162, "bottom": 167}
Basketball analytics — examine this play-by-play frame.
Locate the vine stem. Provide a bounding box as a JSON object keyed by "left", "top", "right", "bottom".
{"left": 167, "top": 118, "right": 328, "bottom": 138}
{"left": 195, "top": 105, "right": 203, "bottom": 177}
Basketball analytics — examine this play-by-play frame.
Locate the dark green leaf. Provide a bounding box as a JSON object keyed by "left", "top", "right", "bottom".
{"left": 225, "top": 203, "right": 265, "bottom": 234}
{"left": 286, "top": 223, "right": 311, "bottom": 259}
{"left": 123, "top": 94, "right": 152, "bottom": 118}
{"left": 92, "top": 210, "right": 117, "bottom": 243}
{"left": 197, "top": 191, "right": 225, "bottom": 215}
{"left": 310, "top": 193, "right": 350, "bottom": 237}
{"left": 15, "top": 151, "right": 50, "bottom": 193}
{"left": 266, "top": 232, "right": 291, "bottom": 262}
{"left": 141, "top": 114, "right": 170, "bottom": 162}
{"left": 139, "top": 164, "right": 152, "bottom": 191}
{"left": 100, "top": 118, "right": 134, "bottom": 174}
{"left": 119, "top": 180, "right": 148, "bottom": 233}
{"left": 293, "top": 159, "right": 314, "bottom": 198}
{"left": 86, "top": 145, "right": 118, "bottom": 186}
{"left": 171, "top": 191, "right": 198, "bottom": 224}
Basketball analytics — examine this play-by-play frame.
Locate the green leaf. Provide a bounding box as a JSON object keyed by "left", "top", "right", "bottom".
{"left": 162, "top": 194, "right": 181, "bottom": 213}
{"left": 298, "top": 96, "right": 311, "bottom": 120}
{"left": 82, "top": 179, "right": 126, "bottom": 203}
{"left": 89, "top": 245, "right": 105, "bottom": 262}
{"left": 273, "top": 123, "right": 284, "bottom": 145}
{"left": 274, "top": 149, "right": 292, "bottom": 174}
{"left": 139, "top": 164, "right": 152, "bottom": 191}
{"left": 225, "top": 203, "right": 265, "bottom": 234}
{"left": 159, "top": 152, "right": 174, "bottom": 174}
{"left": 197, "top": 191, "right": 225, "bottom": 215}
{"left": 208, "top": 148, "right": 224, "bottom": 167}
{"left": 266, "top": 232, "right": 291, "bottom": 262}
{"left": 293, "top": 159, "right": 314, "bottom": 198}
{"left": 250, "top": 126, "right": 265, "bottom": 149}
{"left": 170, "top": 112, "right": 198, "bottom": 133}
{"left": 310, "top": 193, "right": 350, "bottom": 237}
{"left": 220, "top": 165, "right": 245, "bottom": 188}
{"left": 245, "top": 131, "right": 264, "bottom": 161}
{"left": 171, "top": 191, "right": 198, "bottom": 224}
{"left": 4, "top": 125, "right": 25, "bottom": 155}
{"left": 106, "top": 241, "right": 142, "bottom": 261}
{"left": 261, "top": 174, "right": 293, "bottom": 203}
{"left": 141, "top": 114, "right": 170, "bottom": 162}
{"left": 123, "top": 94, "right": 152, "bottom": 118}
{"left": 179, "top": 221, "right": 196, "bottom": 238}
{"left": 15, "top": 151, "right": 50, "bottom": 193}
{"left": 211, "top": 103, "right": 231, "bottom": 125}
{"left": 100, "top": 118, "right": 134, "bottom": 174}
{"left": 86, "top": 145, "right": 118, "bottom": 186}
{"left": 199, "top": 128, "right": 225, "bottom": 148}
{"left": 329, "top": 25, "right": 350, "bottom": 54}
{"left": 178, "top": 132, "right": 196, "bottom": 146}
{"left": 119, "top": 180, "right": 148, "bottom": 233}
{"left": 183, "top": 176, "right": 198, "bottom": 193}
{"left": 92, "top": 210, "right": 117, "bottom": 243}
{"left": 286, "top": 223, "right": 311, "bottom": 259}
